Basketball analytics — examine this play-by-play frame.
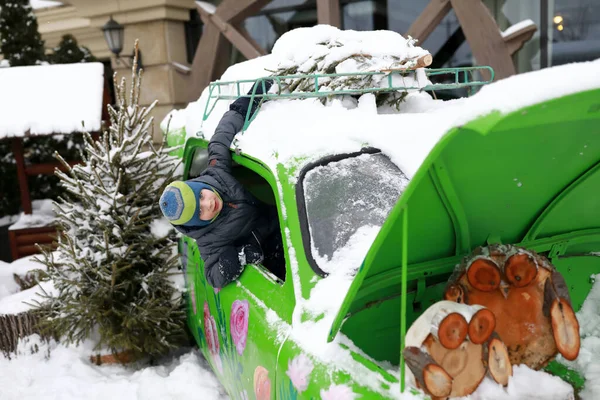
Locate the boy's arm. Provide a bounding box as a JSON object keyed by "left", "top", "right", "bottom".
{"left": 207, "top": 110, "right": 244, "bottom": 173}
{"left": 207, "top": 80, "right": 273, "bottom": 173}
{"left": 202, "top": 245, "right": 244, "bottom": 289}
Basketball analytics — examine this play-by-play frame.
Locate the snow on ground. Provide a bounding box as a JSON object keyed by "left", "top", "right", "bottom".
{"left": 0, "top": 255, "right": 45, "bottom": 306}
{"left": 0, "top": 257, "right": 227, "bottom": 400}
{"left": 558, "top": 273, "right": 600, "bottom": 399}
{"left": 9, "top": 199, "right": 56, "bottom": 230}
{"left": 0, "top": 335, "right": 228, "bottom": 400}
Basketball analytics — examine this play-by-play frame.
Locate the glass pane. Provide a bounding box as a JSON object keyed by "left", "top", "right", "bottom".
{"left": 303, "top": 153, "right": 409, "bottom": 272}
{"left": 552, "top": 0, "right": 600, "bottom": 65}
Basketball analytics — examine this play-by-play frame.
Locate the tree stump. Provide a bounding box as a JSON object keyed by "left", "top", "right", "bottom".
{"left": 0, "top": 311, "right": 43, "bottom": 357}
{"left": 404, "top": 301, "right": 512, "bottom": 399}
{"left": 444, "top": 244, "right": 580, "bottom": 369}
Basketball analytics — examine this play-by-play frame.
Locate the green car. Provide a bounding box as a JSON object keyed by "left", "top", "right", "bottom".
{"left": 170, "top": 66, "right": 600, "bottom": 399}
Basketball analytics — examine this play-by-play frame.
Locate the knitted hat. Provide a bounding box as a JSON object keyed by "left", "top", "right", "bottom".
{"left": 159, "top": 181, "right": 220, "bottom": 227}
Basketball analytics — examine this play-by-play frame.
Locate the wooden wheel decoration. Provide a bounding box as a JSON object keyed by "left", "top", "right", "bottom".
{"left": 444, "top": 244, "right": 580, "bottom": 369}
{"left": 404, "top": 301, "right": 512, "bottom": 399}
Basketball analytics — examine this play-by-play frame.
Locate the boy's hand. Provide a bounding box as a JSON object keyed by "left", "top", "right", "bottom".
{"left": 229, "top": 78, "right": 274, "bottom": 116}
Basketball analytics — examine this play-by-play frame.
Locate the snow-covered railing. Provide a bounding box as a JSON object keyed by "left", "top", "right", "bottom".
{"left": 202, "top": 66, "right": 495, "bottom": 130}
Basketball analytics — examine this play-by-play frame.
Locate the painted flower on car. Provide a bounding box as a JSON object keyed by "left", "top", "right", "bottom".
{"left": 230, "top": 299, "right": 249, "bottom": 355}
{"left": 254, "top": 366, "right": 271, "bottom": 400}
{"left": 203, "top": 302, "right": 222, "bottom": 372}
{"left": 190, "top": 286, "right": 197, "bottom": 314}
{"left": 286, "top": 354, "right": 314, "bottom": 393}
{"left": 320, "top": 384, "right": 357, "bottom": 400}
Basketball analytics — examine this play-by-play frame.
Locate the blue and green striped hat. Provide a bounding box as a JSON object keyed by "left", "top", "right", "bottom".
{"left": 159, "top": 181, "right": 219, "bottom": 227}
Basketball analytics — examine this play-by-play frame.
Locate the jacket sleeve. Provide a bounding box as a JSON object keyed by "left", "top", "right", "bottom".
{"left": 207, "top": 110, "right": 245, "bottom": 173}
{"left": 200, "top": 241, "right": 244, "bottom": 289}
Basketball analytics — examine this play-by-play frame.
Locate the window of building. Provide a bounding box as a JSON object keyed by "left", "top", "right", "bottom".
{"left": 185, "top": 9, "right": 203, "bottom": 64}
{"left": 552, "top": 0, "right": 600, "bottom": 65}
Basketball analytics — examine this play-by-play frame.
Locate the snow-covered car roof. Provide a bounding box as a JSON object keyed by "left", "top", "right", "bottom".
{"left": 0, "top": 62, "right": 105, "bottom": 139}
{"left": 165, "top": 26, "right": 600, "bottom": 180}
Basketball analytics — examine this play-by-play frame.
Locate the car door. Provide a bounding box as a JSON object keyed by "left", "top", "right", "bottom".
{"left": 185, "top": 147, "right": 295, "bottom": 400}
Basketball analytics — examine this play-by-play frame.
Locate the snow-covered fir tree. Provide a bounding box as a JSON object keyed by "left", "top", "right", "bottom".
{"left": 49, "top": 34, "right": 96, "bottom": 64}
{"left": 0, "top": 0, "right": 46, "bottom": 66}
{"left": 37, "top": 42, "right": 186, "bottom": 358}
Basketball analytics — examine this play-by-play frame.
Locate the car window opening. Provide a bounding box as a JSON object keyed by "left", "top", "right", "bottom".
{"left": 231, "top": 165, "right": 286, "bottom": 282}
{"left": 188, "top": 146, "right": 286, "bottom": 282}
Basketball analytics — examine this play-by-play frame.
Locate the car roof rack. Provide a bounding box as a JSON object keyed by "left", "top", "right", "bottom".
{"left": 200, "top": 66, "right": 495, "bottom": 131}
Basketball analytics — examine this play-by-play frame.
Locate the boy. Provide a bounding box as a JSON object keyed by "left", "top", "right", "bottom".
{"left": 159, "top": 80, "right": 278, "bottom": 289}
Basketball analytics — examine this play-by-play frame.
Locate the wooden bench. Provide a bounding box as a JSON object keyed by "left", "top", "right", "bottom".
{"left": 8, "top": 225, "right": 58, "bottom": 261}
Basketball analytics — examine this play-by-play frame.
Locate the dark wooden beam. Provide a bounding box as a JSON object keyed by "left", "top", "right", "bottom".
{"left": 450, "top": 0, "right": 516, "bottom": 80}
{"left": 504, "top": 24, "right": 537, "bottom": 55}
{"left": 11, "top": 138, "right": 32, "bottom": 215}
{"left": 216, "top": 0, "right": 273, "bottom": 25}
{"left": 406, "top": 0, "right": 452, "bottom": 43}
{"left": 187, "top": 15, "right": 230, "bottom": 102}
{"left": 198, "top": 5, "right": 266, "bottom": 60}
{"left": 188, "top": 0, "right": 272, "bottom": 102}
{"left": 317, "top": 0, "right": 341, "bottom": 28}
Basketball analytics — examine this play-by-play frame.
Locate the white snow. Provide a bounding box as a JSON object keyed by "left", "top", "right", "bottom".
{"left": 0, "top": 255, "right": 45, "bottom": 304}
{"left": 464, "top": 365, "right": 574, "bottom": 400}
{"left": 501, "top": 19, "right": 536, "bottom": 38}
{"left": 0, "top": 335, "right": 228, "bottom": 400}
{"left": 0, "top": 62, "right": 105, "bottom": 138}
{"left": 0, "top": 214, "right": 18, "bottom": 227}
{"left": 196, "top": 1, "right": 217, "bottom": 15}
{"left": 30, "top": 0, "right": 63, "bottom": 9}
{"left": 9, "top": 199, "right": 56, "bottom": 230}
{"left": 558, "top": 273, "right": 600, "bottom": 399}
{"left": 150, "top": 217, "right": 175, "bottom": 239}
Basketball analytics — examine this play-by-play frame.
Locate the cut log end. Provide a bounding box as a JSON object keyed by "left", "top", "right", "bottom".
{"left": 550, "top": 298, "right": 581, "bottom": 361}
{"left": 404, "top": 346, "right": 452, "bottom": 398}
{"left": 438, "top": 313, "right": 468, "bottom": 350}
{"left": 469, "top": 309, "right": 496, "bottom": 345}
{"left": 424, "top": 363, "right": 453, "bottom": 398}
{"left": 487, "top": 337, "right": 512, "bottom": 386}
{"left": 444, "top": 284, "right": 466, "bottom": 304}
{"left": 505, "top": 253, "right": 538, "bottom": 287}
{"left": 416, "top": 54, "right": 433, "bottom": 68}
{"left": 467, "top": 259, "right": 501, "bottom": 292}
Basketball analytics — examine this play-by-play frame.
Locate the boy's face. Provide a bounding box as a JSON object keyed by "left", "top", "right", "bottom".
{"left": 199, "top": 189, "right": 222, "bottom": 221}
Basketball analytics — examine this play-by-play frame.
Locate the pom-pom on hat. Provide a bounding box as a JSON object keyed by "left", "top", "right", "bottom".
{"left": 159, "top": 181, "right": 219, "bottom": 227}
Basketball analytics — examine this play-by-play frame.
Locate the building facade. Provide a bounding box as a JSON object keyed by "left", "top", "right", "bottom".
{"left": 33, "top": 0, "right": 600, "bottom": 142}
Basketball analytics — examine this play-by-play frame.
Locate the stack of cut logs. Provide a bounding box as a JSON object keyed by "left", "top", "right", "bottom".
{"left": 404, "top": 244, "right": 580, "bottom": 399}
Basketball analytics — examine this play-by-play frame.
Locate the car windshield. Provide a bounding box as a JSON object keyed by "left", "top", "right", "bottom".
{"left": 302, "top": 152, "right": 409, "bottom": 274}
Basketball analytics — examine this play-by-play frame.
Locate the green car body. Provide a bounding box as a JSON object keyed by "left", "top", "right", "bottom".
{"left": 171, "top": 78, "right": 600, "bottom": 399}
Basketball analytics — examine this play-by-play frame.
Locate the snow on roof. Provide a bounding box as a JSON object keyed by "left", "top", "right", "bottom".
{"left": 196, "top": 1, "right": 216, "bottom": 14}
{"left": 501, "top": 19, "right": 536, "bottom": 38}
{"left": 164, "top": 26, "right": 600, "bottom": 180}
{"left": 30, "top": 0, "right": 63, "bottom": 10}
{"left": 0, "top": 62, "right": 105, "bottom": 139}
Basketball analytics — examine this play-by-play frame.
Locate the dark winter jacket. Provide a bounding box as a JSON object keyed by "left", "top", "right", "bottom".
{"left": 174, "top": 108, "right": 278, "bottom": 289}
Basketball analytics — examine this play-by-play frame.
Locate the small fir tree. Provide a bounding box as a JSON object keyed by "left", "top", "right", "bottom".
{"left": 49, "top": 34, "right": 96, "bottom": 64}
{"left": 37, "top": 41, "right": 185, "bottom": 358}
{"left": 0, "top": 0, "right": 46, "bottom": 66}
